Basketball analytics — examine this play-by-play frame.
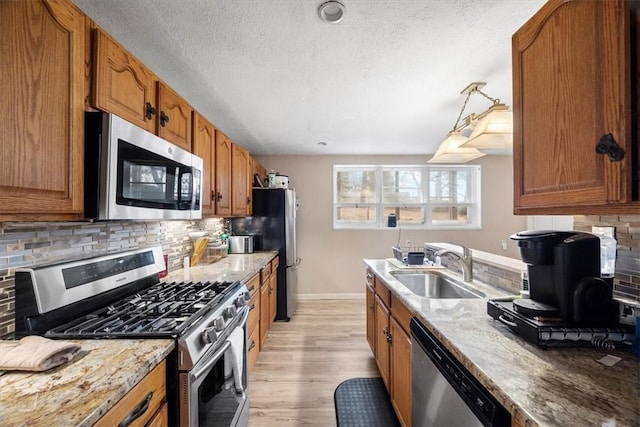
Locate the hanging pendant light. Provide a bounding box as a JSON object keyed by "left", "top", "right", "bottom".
{"left": 428, "top": 131, "right": 485, "bottom": 163}
{"left": 461, "top": 104, "right": 513, "bottom": 154}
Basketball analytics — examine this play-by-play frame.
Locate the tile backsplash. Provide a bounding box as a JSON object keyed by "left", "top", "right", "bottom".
{"left": 573, "top": 215, "right": 640, "bottom": 303}
{"left": 0, "top": 219, "right": 225, "bottom": 338}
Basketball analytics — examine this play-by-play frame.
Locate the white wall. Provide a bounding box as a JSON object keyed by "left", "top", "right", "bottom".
{"left": 255, "top": 155, "right": 526, "bottom": 296}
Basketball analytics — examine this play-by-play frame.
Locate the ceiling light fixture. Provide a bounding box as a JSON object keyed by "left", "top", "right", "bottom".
{"left": 429, "top": 82, "right": 513, "bottom": 163}
{"left": 318, "top": 1, "right": 346, "bottom": 24}
{"left": 428, "top": 82, "right": 486, "bottom": 164}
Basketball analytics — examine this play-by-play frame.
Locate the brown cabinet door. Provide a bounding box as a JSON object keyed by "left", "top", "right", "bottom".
{"left": 231, "top": 144, "right": 251, "bottom": 216}
{"left": 390, "top": 316, "right": 411, "bottom": 427}
{"left": 375, "top": 295, "right": 390, "bottom": 390}
{"left": 259, "top": 282, "right": 271, "bottom": 348}
{"left": 215, "top": 131, "right": 232, "bottom": 216}
{"left": 0, "top": 0, "right": 84, "bottom": 221}
{"left": 269, "top": 273, "right": 277, "bottom": 323}
{"left": 366, "top": 283, "right": 376, "bottom": 354}
{"left": 157, "top": 82, "right": 192, "bottom": 152}
{"left": 93, "top": 28, "right": 157, "bottom": 133}
{"left": 247, "top": 323, "right": 259, "bottom": 374}
{"left": 512, "top": 0, "right": 634, "bottom": 213}
{"left": 193, "top": 112, "right": 215, "bottom": 217}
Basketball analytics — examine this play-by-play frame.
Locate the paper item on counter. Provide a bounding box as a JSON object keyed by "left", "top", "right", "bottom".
{"left": 0, "top": 336, "right": 81, "bottom": 372}
{"left": 597, "top": 354, "right": 621, "bottom": 367}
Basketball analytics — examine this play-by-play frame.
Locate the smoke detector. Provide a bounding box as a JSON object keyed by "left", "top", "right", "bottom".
{"left": 318, "top": 1, "right": 346, "bottom": 24}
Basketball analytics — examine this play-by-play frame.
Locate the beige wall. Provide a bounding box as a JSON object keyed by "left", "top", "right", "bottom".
{"left": 255, "top": 155, "right": 526, "bottom": 296}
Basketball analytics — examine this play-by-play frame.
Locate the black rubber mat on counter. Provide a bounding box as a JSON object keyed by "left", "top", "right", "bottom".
{"left": 334, "top": 377, "right": 401, "bottom": 427}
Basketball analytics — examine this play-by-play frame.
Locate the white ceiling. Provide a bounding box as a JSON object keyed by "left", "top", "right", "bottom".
{"left": 72, "top": 0, "right": 546, "bottom": 156}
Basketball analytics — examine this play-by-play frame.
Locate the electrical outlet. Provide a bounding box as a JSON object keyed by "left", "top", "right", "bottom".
{"left": 619, "top": 302, "right": 640, "bottom": 326}
{"left": 501, "top": 239, "right": 508, "bottom": 251}
{"left": 405, "top": 240, "right": 411, "bottom": 248}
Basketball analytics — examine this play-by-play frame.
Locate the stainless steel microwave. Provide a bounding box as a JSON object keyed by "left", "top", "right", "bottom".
{"left": 84, "top": 112, "right": 203, "bottom": 220}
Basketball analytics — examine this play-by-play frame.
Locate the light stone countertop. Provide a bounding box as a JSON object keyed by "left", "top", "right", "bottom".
{"left": 0, "top": 252, "right": 278, "bottom": 427}
{"left": 364, "top": 259, "right": 640, "bottom": 427}
{"left": 164, "top": 251, "right": 278, "bottom": 284}
{"left": 0, "top": 339, "right": 174, "bottom": 427}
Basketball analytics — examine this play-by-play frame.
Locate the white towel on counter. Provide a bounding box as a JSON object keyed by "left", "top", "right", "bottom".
{"left": 0, "top": 336, "right": 81, "bottom": 371}
{"left": 223, "top": 327, "right": 245, "bottom": 393}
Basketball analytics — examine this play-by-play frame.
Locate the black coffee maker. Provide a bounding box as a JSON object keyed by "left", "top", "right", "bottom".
{"left": 510, "top": 230, "right": 618, "bottom": 325}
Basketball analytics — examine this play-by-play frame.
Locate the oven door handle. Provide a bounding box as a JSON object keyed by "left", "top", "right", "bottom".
{"left": 192, "top": 340, "right": 231, "bottom": 382}
{"left": 191, "top": 307, "right": 249, "bottom": 382}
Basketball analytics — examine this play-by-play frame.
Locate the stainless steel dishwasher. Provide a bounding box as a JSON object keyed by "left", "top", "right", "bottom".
{"left": 411, "top": 318, "right": 511, "bottom": 427}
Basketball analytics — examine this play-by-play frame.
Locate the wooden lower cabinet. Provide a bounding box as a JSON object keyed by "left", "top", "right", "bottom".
{"left": 259, "top": 273, "right": 271, "bottom": 348}
{"left": 367, "top": 270, "right": 412, "bottom": 427}
{"left": 146, "top": 402, "right": 168, "bottom": 427}
{"left": 374, "top": 295, "right": 391, "bottom": 390}
{"left": 366, "top": 283, "right": 376, "bottom": 353}
{"left": 390, "top": 316, "right": 411, "bottom": 427}
{"left": 95, "top": 360, "right": 167, "bottom": 427}
{"left": 247, "top": 322, "right": 260, "bottom": 373}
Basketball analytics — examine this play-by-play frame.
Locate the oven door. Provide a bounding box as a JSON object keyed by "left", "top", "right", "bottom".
{"left": 180, "top": 309, "right": 249, "bottom": 427}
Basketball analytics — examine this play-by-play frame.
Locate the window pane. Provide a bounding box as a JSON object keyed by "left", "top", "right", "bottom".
{"left": 383, "top": 207, "right": 425, "bottom": 225}
{"left": 382, "top": 169, "right": 423, "bottom": 203}
{"left": 429, "top": 169, "right": 471, "bottom": 203}
{"left": 431, "top": 206, "right": 469, "bottom": 223}
{"left": 336, "top": 170, "right": 376, "bottom": 203}
{"left": 336, "top": 206, "right": 377, "bottom": 223}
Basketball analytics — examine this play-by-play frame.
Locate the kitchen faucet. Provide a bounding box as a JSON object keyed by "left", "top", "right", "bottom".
{"left": 435, "top": 244, "right": 473, "bottom": 282}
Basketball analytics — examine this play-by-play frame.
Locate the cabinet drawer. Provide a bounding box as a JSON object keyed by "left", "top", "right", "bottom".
{"left": 95, "top": 360, "right": 166, "bottom": 427}
{"left": 374, "top": 277, "right": 391, "bottom": 307}
{"left": 246, "top": 272, "right": 260, "bottom": 296}
{"left": 271, "top": 255, "right": 279, "bottom": 271}
{"left": 366, "top": 268, "right": 375, "bottom": 287}
{"left": 261, "top": 263, "right": 272, "bottom": 284}
{"left": 248, "top": 289, "right": 260, "bottom": 335}
{"left": 247, "top": 323, "right": 260, "bottom": 373}
{"left": 391, "top": 294, "right": 412, "bottom": 336}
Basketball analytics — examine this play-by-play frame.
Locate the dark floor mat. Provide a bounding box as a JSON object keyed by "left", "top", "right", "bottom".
{"left": 334, "top": 377, "right": 401, "bottom": 427}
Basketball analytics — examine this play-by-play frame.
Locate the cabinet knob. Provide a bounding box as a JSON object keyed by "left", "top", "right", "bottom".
{"left": 211, "top": 191, "right": 216, "bottom": 201}
{"left": 247, "top": 197, "right": 251, "bottom": 205}
{"left": 216, "top": 192, "right": 223, "bottom": 201}
{"left": 145, "top": 102, "right": 156, "bottom": 120}
{"left": 160, "top": 111, "right": 170, "bottom": 127}
{"left": 595, "top": 133, "right": 625, "bottom": 161}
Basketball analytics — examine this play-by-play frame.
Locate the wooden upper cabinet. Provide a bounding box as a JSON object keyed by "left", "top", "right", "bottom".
{"left": 512, "top": 0, "right": 638, "bottom": 214}
{"left": 93, "top": 28, "right": 157, "bottom": 133}
{"left": 215, "top": 131, "right": 233, "bottom": 216}
{"left": 231, "top": 144, "right": 251, "bottom": 216}
{"left": 157, "top": 82, "right": 193, "bottom": 151}
{"left": 193, "top": 112, "right": 215, "bottom": 217}
{"left": 0, "top": 0, "right": 85, "bottom": 221}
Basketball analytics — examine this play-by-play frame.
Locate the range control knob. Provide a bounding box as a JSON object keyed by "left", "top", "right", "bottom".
{"left": 235, "top": 295, "right": 247, "bottom": 308}
{"left": 201, "top": 327, "right": 217, "bottom": 345}
{"left": 243, "top": 291, "right": 251, "bottom": 301}
{"left": 213, "top": 316, "right": 225, "bottom": 332}
{"left": 223, "top": 306, "right": 237, "bottom": 319}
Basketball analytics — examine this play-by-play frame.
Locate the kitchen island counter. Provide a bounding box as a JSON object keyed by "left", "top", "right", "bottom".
{"left": 365, "top": 259, "right": 640, "bottom": 427}
{"left": 0, "top": 339, "right": 174, "bottom": 427}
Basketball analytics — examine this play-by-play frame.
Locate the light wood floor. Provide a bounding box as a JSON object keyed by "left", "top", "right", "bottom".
{"left": 248, "top": 299, "right": 380, "bottom": 426}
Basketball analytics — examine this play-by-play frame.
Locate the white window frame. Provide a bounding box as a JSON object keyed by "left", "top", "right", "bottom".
{"left": 333, "top": 164, "right": 481, "bottom": 230}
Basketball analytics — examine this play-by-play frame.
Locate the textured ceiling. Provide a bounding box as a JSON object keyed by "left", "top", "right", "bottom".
{"left": 71, "top": 0, "right": 546, "bottom": 156}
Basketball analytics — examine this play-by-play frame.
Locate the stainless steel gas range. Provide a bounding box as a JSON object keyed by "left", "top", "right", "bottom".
{"left": 14, "top": 246, "right": 250, "bottom": 427}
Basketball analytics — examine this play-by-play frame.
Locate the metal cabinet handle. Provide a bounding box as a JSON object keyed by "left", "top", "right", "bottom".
{"left": 595, "top": 133, "right": 625, "bottom": 161}
{"left": 249, "top": 304, "right": 256, "bottom": 311}
{"left": 145, "top": 102, "right": 156, "bottom": 119}
{"left": 249, "top": 340, "right": 256, "bottom": 351}
{"left": 118, "top": 391, "right": 153, "bottom": 427}
{"left": 160, "top": 111, "right": 170, "bottom": 127}
{"left": 366, "top": 273, "right": 373, "bottom": 280}
{"left": 211, "top": 191, "right": 216, "bottom": 201}
{"left": 248, "top": 285, "right": 255, "bottom": 292}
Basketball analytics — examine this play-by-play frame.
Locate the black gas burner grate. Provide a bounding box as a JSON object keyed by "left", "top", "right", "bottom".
{"left": 45, "top": 280, "right": 239, "bottom": 338}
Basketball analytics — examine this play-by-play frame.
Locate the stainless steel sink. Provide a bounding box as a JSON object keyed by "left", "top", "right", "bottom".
{"left": 389, "top": 271, "right": 484, "bottom": 299}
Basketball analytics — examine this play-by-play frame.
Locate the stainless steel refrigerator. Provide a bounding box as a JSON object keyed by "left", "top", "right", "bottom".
{"left": 230, "top": 188, "right": 299, "bottom": 320}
